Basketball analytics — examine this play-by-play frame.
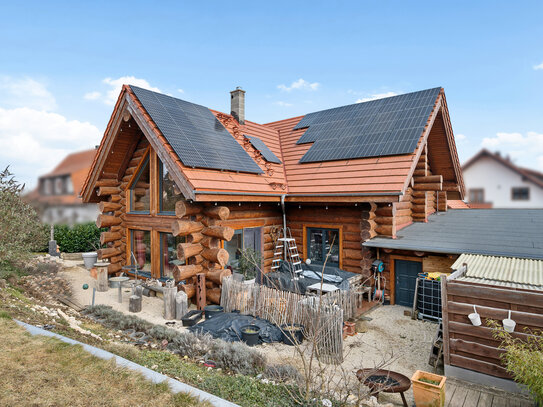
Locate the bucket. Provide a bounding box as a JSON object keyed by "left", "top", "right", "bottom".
{"left": 82, "top": 252, "right": 98, "bottom": 270}
{"left": 503, "top": 310, "right": 516, "bottom": 333}
{"left": 281, "top": 323, "right": 304, "bottom": 346}
{"left": 204, "top": 305, "right": 224, "bottom": 320}
{"left": 468, "top": 305, "right": 481, "bottom": 326}
{"left": 240, "top": 324, "right": 260, "bottom": 346}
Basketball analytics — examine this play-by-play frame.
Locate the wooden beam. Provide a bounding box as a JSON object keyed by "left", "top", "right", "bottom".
{"left": 202, "top": 226, "right": 235, "bottom": 241}
{"left": 414, "top": 175, "right": 443, "bottom": 184}
{"left": 203, "top": 205, "right": 230, "bottom": 220}
{"left": 100, "top": 231, "right": 121, "bottom": 245}
{"left": 447, "top": 283, "right": 543, "bottom": 308}
{"left": 96, "top": 214, "right": 122, "bottom": 228}
{"left": 175, "top": 200, "right": 202, "bottom": 217}
{"left": 97, "top": 186, "right": 121, "bottom": 196}
{"left": 98, "top": 201, "right": 121, "bottom": 213}
{"left": 412, "top": 182, "right": 442, "bottom": 191}
{"left": 171, "top": 220, "right": 204, "bottom": 237}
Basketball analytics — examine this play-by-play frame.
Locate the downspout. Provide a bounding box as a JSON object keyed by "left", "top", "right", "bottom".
{"left": 281, "top": 194, "right": 287, "bottom": 261}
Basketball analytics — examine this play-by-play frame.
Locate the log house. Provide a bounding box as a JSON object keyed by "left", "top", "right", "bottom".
{"left": 81, "top": 85, "right": 464, "bottom": 303}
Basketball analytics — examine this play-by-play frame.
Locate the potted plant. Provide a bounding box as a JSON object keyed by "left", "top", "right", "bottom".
{"left": 411, "top": 370, "right": 446, "bottom": 407}
{"left": 240, "top": 324, "right": 260, "bottom": 346}
{"left": 237, "top": 248, "right": 261, "bottom": 283}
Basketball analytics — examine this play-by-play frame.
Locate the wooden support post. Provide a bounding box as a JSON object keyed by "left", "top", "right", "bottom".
{"left": 96, "top": 264, "right": 109, "bottom": 292}
{"left": 196, "top": 273, "right": 206, "bottom": 310}
{"left": 175, "top": 291, "right": 188, "bottom": 320}
{"left": 163, "top": 286, "right": 177, "bottom": 320}
{"left": 129, "top": 295, "right": 142, "bottom": 313}
{"left": 441, "top": 276, "right": 450, "bottom": 366}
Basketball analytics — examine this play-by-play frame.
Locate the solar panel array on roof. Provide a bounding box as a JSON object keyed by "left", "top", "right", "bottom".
{"left": 130, "top": 86, "right": 262, "bottom": 174}
{"left": 294, "top": 87, "right": 441, "bottom": 163}
{"left": 245, "top": 135, "right": 282, "bottom": 164}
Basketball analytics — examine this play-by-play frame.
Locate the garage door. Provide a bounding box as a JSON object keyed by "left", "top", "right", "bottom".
{"left": 395, "top": 260, "right": 422, "bottom": 307}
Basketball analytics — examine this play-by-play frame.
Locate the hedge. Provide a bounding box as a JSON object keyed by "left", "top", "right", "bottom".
{"left": 52, "top": 222, "right": 106, "bottom": 253}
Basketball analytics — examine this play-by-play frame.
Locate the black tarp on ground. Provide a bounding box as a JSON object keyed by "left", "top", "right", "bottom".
{"left": 262, "top": 261, "right": 355, "bottom": 294}
{"left": 188, "top": 312, "right": 283, "bottom": 344}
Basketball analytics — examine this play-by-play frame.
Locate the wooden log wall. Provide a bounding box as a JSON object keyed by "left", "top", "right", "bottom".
{"left": 96, "top": 136, "right": 150, "bottom": 274}
{"left": 286, "top": 203, "right": 376, "bottom": 275}
{"left": 220, "top": 203, "right": 283, "bottom": 272}
{"left": 171, "top": 200, "right": 235, "bottom": 304}
{"left": 442, "top": 279, "right": 543, "bottom": 379}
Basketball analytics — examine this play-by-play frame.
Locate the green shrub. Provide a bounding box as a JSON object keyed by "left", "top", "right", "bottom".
{"left": 490, "top": 320, "right": 543, "bottom": 403}
{"left": 0, "top": 167, "right": 48, "bottom": 270}
{"left": 52, "top": 222, "right": 106, "bottom": 253}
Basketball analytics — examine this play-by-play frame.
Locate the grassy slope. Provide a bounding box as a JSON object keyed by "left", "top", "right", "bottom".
{"left": 0, "top": 316, "right": 210, "bottom": 407}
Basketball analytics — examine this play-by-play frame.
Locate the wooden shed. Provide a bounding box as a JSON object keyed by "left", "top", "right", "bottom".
{"left": 442, "top": 254, "right": 543, "bottom": 393}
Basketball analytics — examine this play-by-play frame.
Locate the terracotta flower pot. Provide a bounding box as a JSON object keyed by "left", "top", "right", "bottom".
{"left": 411, "top": 370, "right": 446, "bottom": 407}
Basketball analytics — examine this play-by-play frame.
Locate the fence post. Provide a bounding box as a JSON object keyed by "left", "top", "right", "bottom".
{"left": 441, "top": 275, "right": 450, "bottom": 366}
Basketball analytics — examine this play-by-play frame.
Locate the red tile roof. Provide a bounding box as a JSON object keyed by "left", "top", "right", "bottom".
{"left": 82, "top": 86, "right": 463, "bottom": 203}
{"left": 447, "top": 200, "right": 470, "bottom": 209}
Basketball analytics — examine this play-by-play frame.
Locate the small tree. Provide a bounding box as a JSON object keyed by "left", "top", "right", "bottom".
{"left": 238, "top": 247, "right": 261, "bottom": 280}
{"left": 0, "top": 167, "right": 47, "bottom": 271}
{"left": 489, "top": 320, "right": 543, "bottom": 404}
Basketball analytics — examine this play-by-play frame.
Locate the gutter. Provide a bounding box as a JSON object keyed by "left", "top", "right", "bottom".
{"left": 281, "top": 194, "right": 287, "bottom": 259}
{"left": 194, "top": 191, "right": 403, "bottom": 198}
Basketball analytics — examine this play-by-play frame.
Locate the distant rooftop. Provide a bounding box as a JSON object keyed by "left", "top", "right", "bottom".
{"left": 364, "top": 209, "right": 543, "bottom": 260}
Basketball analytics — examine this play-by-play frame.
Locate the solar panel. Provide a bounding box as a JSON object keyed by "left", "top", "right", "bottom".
{"left": 294, "top": 87, "right": 441, "bottom": 163}
{"left": 130, "top": 86, "right": 263, "bottom": 174}
{"left": 244, "top": 135, "right": 282, "bottom": 164}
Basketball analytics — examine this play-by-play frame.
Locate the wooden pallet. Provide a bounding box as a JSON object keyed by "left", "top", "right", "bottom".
{"left": 56, "top": 295, "right": 85, "bottom": 312}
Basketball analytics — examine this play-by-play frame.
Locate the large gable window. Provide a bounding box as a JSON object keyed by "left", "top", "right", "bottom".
{"left": 159, "top": 159, "right": 182, "bottom": 214}
{"left": 129, "top": 156, "right": 151, "bottom": 213}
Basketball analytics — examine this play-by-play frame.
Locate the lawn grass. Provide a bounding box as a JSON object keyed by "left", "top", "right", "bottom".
{"left": 0, "top": 317, "right": 211, "bottom": 407}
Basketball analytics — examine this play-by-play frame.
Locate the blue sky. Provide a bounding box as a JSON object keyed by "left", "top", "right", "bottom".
{"left": 1, "top": 0, "right": 542, "bottom": 189}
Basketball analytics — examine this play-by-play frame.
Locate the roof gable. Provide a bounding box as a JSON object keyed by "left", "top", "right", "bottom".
{"left": 463, "top": 149, "right": 543, "bottom": 189}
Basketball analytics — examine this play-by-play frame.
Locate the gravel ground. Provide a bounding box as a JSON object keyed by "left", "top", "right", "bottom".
{"left": 61, "top": 261, "right": 441, "bottom": 406}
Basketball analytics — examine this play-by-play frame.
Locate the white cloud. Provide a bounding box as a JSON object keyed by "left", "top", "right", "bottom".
{"left": 456, "top": 133, "right": 466, "bottom": 141}
{"left": 356, "top": 91, "right": 398, "bottom": 103}
{"left": 0, "top": 78, "right": 101, "bottom": 190}
{"left": 177, "top": 89, "right": 185, "bottom": 94}
{"left": 84, "top": 91, "right": 101, "bottom": 100}
{"left": 274, "top": 101, "right": 293, "bottom": 107}
{"left": 481, "top": 131, "right": 543, "bottom": 170}
{"left": 85, "top": 76, "right": 161, "bottom": 105}
{"left": 533, "top": 62, "right": 543, "bottom": 70}
{"left": 0, "top": 76, "right": 57, "bottom": 111}
{"left": 277, "top": 78, "right": 320, "bottom": 92}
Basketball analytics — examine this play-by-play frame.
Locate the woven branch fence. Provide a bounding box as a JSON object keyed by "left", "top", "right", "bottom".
{"left": 220, "top": 277, "right": 347, "bottom": 363}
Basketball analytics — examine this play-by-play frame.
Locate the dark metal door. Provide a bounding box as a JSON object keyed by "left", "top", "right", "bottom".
{"left": 395, "top": 260, "right": 422, "bottom": 307}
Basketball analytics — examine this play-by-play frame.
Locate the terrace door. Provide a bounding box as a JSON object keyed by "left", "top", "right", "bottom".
{"left": 394, "top": 260, "right": 422, "bottom": 307}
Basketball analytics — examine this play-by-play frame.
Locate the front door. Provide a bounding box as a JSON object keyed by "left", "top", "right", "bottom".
{"left": 395, "top": 260, "right": 422, "bottom": 307}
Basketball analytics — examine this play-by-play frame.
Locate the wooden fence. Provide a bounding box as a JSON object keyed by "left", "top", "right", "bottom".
{"left": 221, "top": 277, "right": 345, "bottom": 363}
{"left": 441, "top": 271, "right": 543, "bottom": 379}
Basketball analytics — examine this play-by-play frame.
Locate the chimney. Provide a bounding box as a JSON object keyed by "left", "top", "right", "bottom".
{"left": 230, "top": 87, "right": 245, "bottom": 124}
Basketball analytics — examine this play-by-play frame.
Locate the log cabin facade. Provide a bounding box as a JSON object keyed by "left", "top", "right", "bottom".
{"left": 81, "top": 85, "right": 464, "bottom": 303}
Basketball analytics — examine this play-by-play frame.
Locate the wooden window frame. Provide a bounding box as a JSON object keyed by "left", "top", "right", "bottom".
{"left": 468, "top": 188, "right": 484, "bottom": 203}
{"left": 127, "top": 147, "right": 152, "bottom": 214}
{"left": 511, "top": 187, "right": 529, "bottom": 201}
{"left": 388, "top": 254, "right": 423, "bottom": 306}
{"left": 302, "top": 224, "right": 343, "bottom": 269}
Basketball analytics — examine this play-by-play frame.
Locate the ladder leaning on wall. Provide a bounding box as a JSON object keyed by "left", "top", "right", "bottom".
{"left": 271, "top": 227, "right": 304, "bottom": 279}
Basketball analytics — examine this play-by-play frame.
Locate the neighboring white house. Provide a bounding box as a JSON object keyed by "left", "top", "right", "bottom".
{"left": 26, "top": 149, "right": 99, "bottom": 224}
{"left": 462, "top": 149, "right": 543, "bottom": 208}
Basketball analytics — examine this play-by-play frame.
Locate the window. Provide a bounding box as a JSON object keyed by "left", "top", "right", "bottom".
{"left": 468, "top": 188, "right": 485, "bottom": 203}
{"left": 43, "top": 178, "right": 53, "bottom": 195}
{"left": 307, "top": 227, "right": 340, "bottom": 267}
{"left": 130, "top": 230, "right": 151, "bottom": 273}
{"left": 65, "top": 176, "right": 73, "bottom": 194}
{"left": 225, "top": 227, "right": 262, "bottom": 272}
{"left": 160, "top": 232, "right": 185, "bottom": 278}
{"left": 55, "top": 177, "right": 65, "bottom": 195}
{"left": 512, "top": 187, "right": 529, "bottom": 201}
{"left": 225, "top": 229, "right": 243, "bottom": 271}
{"left": 159, "top": 159, "right": 182, "bottom": 213}
{"left": 129, "top": 156, "right": 151, "bottom": 212}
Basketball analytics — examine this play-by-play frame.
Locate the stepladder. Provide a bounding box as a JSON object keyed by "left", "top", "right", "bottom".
{"left": 271, "top": 227, "right": 304, "bottom": 279}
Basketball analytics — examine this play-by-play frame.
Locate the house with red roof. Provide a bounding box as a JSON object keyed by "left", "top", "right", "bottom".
{"left": 80, "top": 85, "right": 465, "bottom": 305}
{"left": 463, "top": 149, "right": 543, "bottom": 208}
{"left": 27, "top": 149, "right": 98, "bottom": 224}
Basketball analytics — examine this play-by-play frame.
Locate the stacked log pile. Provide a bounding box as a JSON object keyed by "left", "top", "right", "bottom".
{"left": 172, "top": 201, "right": 234, "bottom": 305}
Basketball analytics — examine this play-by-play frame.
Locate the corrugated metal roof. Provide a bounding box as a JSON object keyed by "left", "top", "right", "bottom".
{"left": 452, "top": 253, "right": 543, "bottom": 291}
{"left": 364, "top": 209, "right": 543, "bottom": 260}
